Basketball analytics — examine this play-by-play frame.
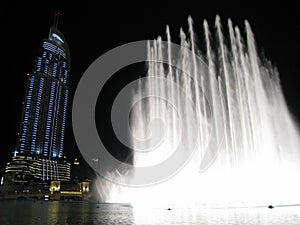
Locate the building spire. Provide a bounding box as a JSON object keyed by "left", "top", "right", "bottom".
{"left": 54, "top": 12, "right": 60, "bottom": 28}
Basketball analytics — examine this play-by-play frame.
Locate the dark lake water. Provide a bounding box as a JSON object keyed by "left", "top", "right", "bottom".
{"left": 1, "top": 200, "right": 300, "bottom": 224}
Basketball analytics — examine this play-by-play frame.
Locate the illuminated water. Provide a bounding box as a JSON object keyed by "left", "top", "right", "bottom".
{"left": 95, "top": 16, "right": 300, "bottom": 207}
{"left": 1, "top": 200, "right": 300, "bottom": 225}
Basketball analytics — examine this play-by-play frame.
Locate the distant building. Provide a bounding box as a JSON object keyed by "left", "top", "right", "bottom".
{"left": 4, "top": 156, "right": 70, "bottom": 185}
{"left": 0, "top": 180, "right": 90, "bottom": 201}
{"left": 4, "top": 15, "right": 71, "bottom": 184}
{"left": 50, "top": 180, "right": 90, "bottom": 200}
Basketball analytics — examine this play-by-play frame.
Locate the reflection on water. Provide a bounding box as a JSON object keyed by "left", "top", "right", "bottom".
{"left": 0, "top": 200, "right": 300, "bottom": 224}
{"left": 0, "top": 200, "right": 134, "bottom": 225}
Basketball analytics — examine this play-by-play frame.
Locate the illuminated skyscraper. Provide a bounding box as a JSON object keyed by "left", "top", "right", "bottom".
{"left": 16, "top": 19, "right": 70, "bottom": 159}
{"left": 4, "top": 15, "right": 71, "bottom": 183}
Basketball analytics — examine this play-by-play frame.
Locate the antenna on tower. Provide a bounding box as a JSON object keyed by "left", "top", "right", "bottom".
{"left": 54, "top": 12, "right": 60, "bottom": 28}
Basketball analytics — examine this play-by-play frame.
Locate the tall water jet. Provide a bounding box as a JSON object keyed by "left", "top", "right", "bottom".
{"left": 95, "top": 16, "right": 300, "bottom": 208}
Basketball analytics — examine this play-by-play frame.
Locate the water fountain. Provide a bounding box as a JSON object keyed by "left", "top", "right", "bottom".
{"left": 95, "top": 16, "right": 300, "bottom": 208}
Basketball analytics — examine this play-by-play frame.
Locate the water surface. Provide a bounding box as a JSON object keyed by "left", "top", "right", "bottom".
{"left": 1, "top": 200, "right": 300, "bottom": 224}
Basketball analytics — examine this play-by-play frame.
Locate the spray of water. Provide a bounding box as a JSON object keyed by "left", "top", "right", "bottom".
{"left": 95, "top": 16, "right": 300, "bottom": 208}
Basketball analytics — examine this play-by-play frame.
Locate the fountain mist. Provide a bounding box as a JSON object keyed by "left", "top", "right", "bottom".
{"left": 95, "top": 16, "right": 300, "bottom": 208}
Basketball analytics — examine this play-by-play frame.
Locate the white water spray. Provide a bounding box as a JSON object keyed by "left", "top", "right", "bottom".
{"left": 95, "top": 16, "right": 300, "bottom": 208}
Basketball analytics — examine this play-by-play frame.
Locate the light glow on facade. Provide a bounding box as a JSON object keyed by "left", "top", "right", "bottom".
{"left": 4, "top": 22, "right": 71, "bottom": 184}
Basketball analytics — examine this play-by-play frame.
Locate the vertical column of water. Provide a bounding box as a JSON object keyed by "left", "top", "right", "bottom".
{"left": 137, "top": 73, "right": 144, "bottom": 148}
{"left": 153, "top": 39, "right": 158, "bottom": 139}
{"left": 152, "top": 41, "right": 159, "bottom": 158}
{"left": 166, "top": 26, "right": 176, "bottom": 149}
{"left": 201, "top": 75, "right": 209, "bottom": 148}
{"left": 144, "top": 41, "right": 151, "bottom": 142}
{"left": 179, "top": 28, "right": 192, "bottom": 150}
{"left": 228, "top": 20, "right": 249, "bottom": 161}
{"left": 245, "top": 21, "right": 269, "bottom": 157}
{"left": 157, "top": 36, "right": 168, "bottom": 158}
{"left": 174, "top": 30, "right": 183, "bottom": 148}
{"left": 188, "top": 17, "right": 203, "bottom": 157}
{"left": 215, "top": 16, "right": 237, "bottom": 165}
{"left": 235, "top": 28, "right": 256, "bottom": 157}
{"left": 203, "top": 20, "right": 222, "bottom": 165}
{"left": 136, "top": 41, "right": 153, "bottom": 165}
{"left": 218, "top": 77, "right": 230, "bottom": 167}
{"left": 188, "top": 17, "right": 209, "bottom": 152}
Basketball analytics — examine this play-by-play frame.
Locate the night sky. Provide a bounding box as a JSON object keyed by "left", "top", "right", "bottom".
{"left": 0, "top": 2, "right": 299, "bottom": 178}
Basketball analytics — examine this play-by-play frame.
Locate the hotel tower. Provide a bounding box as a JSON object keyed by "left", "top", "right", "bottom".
{"left": 4, "top": 16, "right": 71, "bottom": 184}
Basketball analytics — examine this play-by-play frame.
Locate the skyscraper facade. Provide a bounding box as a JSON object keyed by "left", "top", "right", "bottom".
{"left": 4, "top": 18, "right": 71, "bottom": 183}
{"left": 16, "top": 25, "right": 70, "bottom": 159}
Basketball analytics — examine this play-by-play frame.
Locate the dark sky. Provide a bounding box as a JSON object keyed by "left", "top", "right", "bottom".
{"left": 0, "top": 2, "right": 299, "bottom": 177}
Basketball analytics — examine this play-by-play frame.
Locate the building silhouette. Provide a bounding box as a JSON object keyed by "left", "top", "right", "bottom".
{"left": 4, "top": 15, "right": 71, "bottom": 184}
